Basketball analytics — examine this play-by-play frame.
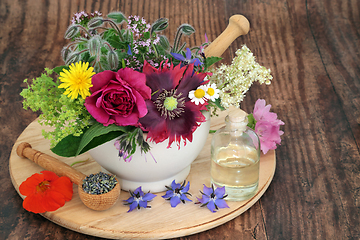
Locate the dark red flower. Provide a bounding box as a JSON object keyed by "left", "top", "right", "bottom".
{"left": 139, "top": 61, "right": 209, "bottom": 147}
{"left": 84, "top": 68, "right": 151, "bottom": 127}
{"left": 19, "top": 170, "right": 73, "bottom": 213}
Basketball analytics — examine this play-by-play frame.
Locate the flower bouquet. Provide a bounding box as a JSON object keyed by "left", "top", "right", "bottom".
{"left": 20, "top": 11, "right": 276, "bottom": 191}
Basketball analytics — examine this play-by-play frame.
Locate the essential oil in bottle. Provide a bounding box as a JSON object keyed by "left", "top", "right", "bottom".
{"left": 211, "top": 109, "right": 260, "bottom": 201}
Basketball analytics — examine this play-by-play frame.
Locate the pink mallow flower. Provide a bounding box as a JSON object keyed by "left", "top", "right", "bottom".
{"left": 253, "top": 99, "right": 284, "bottom": 154}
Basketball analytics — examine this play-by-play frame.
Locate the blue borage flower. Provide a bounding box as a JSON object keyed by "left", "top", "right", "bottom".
{"left": 162, "top": 180, "right": 192, "bottom": 207}
{"left": 124, "top": 186, "right": 156, "bottom": 212}
{"left": 171, "top": 48, "right": 202, "bottom": 67}
{"left": 196, "top": 184, "right": 229, "bottom": 212}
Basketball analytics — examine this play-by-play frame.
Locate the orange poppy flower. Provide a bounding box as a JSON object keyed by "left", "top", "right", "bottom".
{"left": 19, "top": 170, "right": 73, "bottom": 213}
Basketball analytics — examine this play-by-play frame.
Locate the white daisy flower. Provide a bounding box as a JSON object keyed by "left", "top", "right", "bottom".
{"left": 205, "top": 83, "right": 220, "bottom": 101}
{"left": 188, "top": 85, "right": 208, "bottom": 105}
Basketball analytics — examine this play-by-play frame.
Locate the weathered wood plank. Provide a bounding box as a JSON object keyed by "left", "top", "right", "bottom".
{"left": 224, "top": 0, "right": 360, "bottom": 239}
{"left": 1, "top": 0, "right": 359, "bottom": 239}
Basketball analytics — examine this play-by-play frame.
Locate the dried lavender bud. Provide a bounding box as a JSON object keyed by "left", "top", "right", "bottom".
{"left": 82, "top": 172, "right": 118, "bottom": 195}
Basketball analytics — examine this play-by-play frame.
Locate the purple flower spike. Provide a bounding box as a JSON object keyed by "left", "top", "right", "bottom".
{"left": 162, "top": 180, "right": 192, "bottom": 207}
{"left": 196, "top": 184, "right": 229, "bottom": 212}
{"left": 124, "top": 186, "right": 156, "bottom": 212}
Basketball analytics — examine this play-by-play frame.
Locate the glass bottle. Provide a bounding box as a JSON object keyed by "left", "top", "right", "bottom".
{"left": 210, "top": 109, "right": 260, "bottom": 201}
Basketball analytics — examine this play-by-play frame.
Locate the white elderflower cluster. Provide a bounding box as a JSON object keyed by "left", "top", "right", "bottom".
{"left": 210, "top": 45, "right": 272, "bottom": 109}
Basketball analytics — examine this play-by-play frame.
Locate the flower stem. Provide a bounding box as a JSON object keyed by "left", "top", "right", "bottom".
{"left": 104, "top": 19, "right": 125, "bottom": 42}
{"left": 173, "top": 30, "right": 183, "bottom": 53}
{"left": 151, "top": 42, "right": 159, "bottom": 57}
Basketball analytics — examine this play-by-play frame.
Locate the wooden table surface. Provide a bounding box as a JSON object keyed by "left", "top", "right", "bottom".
{"left": 1, "top": 0, "right": 359, "bottom": 239}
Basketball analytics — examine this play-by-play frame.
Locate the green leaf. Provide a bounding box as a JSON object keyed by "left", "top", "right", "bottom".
{"left": 213, "top": 98, "right": 225, "bottom": 111}
{"left": 107, "top": 37, "right": 127, "bottom": 50}
{"left": 76, "top": 122, "right": 132, "bottom": 155}
{"left": 247, "top": 113, "right": 256, "bottom": 130}
{"left": 205, "top": 56, "right": 223, "bottom": 68}
{"left": 115, "top": 49, "right": 128, "bottom": 60}
{"left": 103, "top": 29, "right": 128, "bottom": 50}
{"left": 107, "top": 12, "right": 127, "bottom": 24}
{"left": 102, "top": 28, "right": 116, "bottom": 40}
{"left": 78, "top": 130, "right": 126, "bottom": 154}
{"left": 143, "top": 31, "right": 150, "bottom": 39}
{"left": 51, "top": 134, "right": 83, "bottom": 157}
{"left": 79, "top": 51, "right": 91, "bottom": 63}
{"left": 122, "top": 58, "right": 126, "bottom": 68}
{"left": 53, "top": 65, "right": 69, "bottom": 75}
{"left": 130, "top": 135, "right": 137, "bottom": 155}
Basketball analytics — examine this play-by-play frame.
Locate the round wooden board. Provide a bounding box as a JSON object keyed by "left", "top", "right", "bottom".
{"left": 9, "top": 111, "right": 276, "bottom": 239}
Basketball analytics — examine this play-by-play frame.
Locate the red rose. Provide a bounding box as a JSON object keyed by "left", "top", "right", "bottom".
{"left": 85, "top": 68, "right": 151, "bottom": 126}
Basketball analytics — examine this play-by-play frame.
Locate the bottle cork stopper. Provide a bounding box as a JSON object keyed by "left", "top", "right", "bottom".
{"left": 228, "top": 109, "right": 247, "bottom": 123}
{"left": 227, "top": 107, "right": 248, "bottom": 132}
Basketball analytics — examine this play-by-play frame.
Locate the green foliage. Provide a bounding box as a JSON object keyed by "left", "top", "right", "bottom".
{"left": 50, "top": 134, "right": 82, "bottom": 157}
{"left": 204, "top": 56, "right": 222, "bottom": 69}
{"left": 50, "top": 122, "right": 151, "bottom": 158}
{"left": 116, "top": 128, "right": 150, "bottom": 156}
{"left": 20, "top": 68, "right": 92, "bottom": 147}
{"left": 103, "top": 28, "right": 129, "bottom": 50}
{"left": 76, "top": 123, "right": 132, "bottom": 155}
{"left": 50, "top": 123, "right": 132, "bottom": 157}
{"left": 207, "top": 98, "right": 225, "bottom": 116}
{"left": 247, "top": 113, "right": 256, "bottom": 130}
{"left": 53, "top": 65, "right": 69, "bottom": 75}
{"left": 107, "top": 12, "right": 127, "bottom": 24}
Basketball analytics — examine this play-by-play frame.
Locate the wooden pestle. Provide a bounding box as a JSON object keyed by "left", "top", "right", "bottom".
{"left": 204, "top": 15, "right": 250, "bottom": 58}
{"left": 17, "top": 142, "right": 85, "bottom": 185}
{"left": 16, "top": 142, "right": 120, "bottom": 211}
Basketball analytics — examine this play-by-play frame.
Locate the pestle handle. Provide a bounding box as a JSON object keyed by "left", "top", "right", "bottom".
{"left": 16, "top": 142, "right": 86, "bottom": 185}
{"left": 204, "top": 15, "right": 250, "bottom": 58}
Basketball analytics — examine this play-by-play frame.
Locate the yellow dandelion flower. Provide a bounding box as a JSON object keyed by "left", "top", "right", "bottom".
{"left": 58, "top": 61, "right": 95, "bottom": 99}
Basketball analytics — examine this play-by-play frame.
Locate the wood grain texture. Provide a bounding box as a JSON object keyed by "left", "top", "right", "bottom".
{"left": 1, "top": 0, "right": 359, "bottom": 239}
{"left": 9, "top": 111, "right": 275, "bottom": 239}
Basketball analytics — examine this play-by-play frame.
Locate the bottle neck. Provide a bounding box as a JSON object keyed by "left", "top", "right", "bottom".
{"left": 225, "top": 115, "right": 248, "bottom": 133}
